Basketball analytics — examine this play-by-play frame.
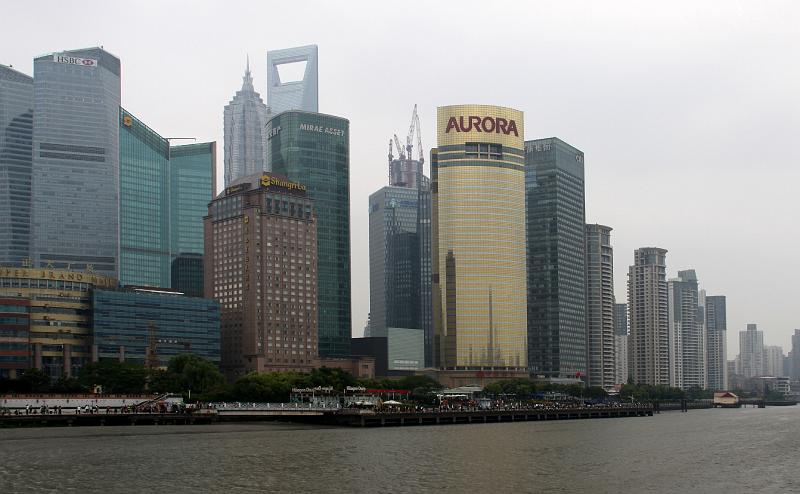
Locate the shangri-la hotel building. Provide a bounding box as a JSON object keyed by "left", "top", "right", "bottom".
{"left": 205, "top": 173, "right": 318, "bottom": 380}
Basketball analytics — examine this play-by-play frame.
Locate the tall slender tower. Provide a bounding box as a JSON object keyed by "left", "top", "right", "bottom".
{"left": 0, "top": 64, "right": 33, "bottom": 265}
{"left": 526, "top": 138, "right": 586, "bottom": 379}
{"left": 31, "top": 48, "right": 121, "bottom": 276}
{"left": 737, "top": 324, "right": 764, "bottom": 378}
{"left": 432, "top": 105, "right": 527, "bottom": 370}
{"left": 668, "top": 269, "right": 706, "bottom": 390}
{"left": 705, "top": 295, "right": 727, "bottom": 390}
{"left": 613, "top": 302, "right": 629, "bottom": 385}
{"left": 585, "top": 224, "right": 615, "bottom": 389}
{"left": 628, "top": 247, "right": 669, "bottom": 386}
{"left": 224, "top": 57, "right": 269, "bottom": 187}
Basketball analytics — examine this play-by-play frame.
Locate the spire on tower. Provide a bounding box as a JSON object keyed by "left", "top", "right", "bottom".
{"left": 242, "top": 54, "right": 254, "bottom": 90}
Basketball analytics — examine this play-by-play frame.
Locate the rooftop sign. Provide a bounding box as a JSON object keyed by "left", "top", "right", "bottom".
{"left": 53, "top": 54, "right": 97, "bottom": 67}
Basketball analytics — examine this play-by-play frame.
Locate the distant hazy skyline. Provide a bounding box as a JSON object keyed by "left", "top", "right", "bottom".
{"left": 4, "top": 0, "right": 798, "bottom": 354}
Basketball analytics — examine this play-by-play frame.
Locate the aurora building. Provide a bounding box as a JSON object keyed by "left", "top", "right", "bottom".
{"left": 267, "top": 111, "right": 350, "bottom": 357}
{"left": 431, "top": 105, "right": 527, "bottom": 370}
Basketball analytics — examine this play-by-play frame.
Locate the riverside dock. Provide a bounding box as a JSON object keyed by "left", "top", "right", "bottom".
{"left": 0, "top": 404, "right": 653, "bottom": 428}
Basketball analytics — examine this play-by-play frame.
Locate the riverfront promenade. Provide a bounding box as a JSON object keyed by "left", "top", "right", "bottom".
{"left": 0, "top": 403, "right": 653, "bottom": 428}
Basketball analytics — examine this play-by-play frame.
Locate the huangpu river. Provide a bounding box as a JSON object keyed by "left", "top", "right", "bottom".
{"left": 0, "top": 406, "right": 797, "bottom": 493}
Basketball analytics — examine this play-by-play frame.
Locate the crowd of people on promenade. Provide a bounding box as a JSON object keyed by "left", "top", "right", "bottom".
{"left": 376, "top": 399, "right": 649, "bottom": 414}
{"left": 0, "top": 402, "right": 193, "bottom": 416}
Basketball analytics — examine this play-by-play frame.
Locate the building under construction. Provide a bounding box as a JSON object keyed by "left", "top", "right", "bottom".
{"left": 367, "top": 106, "right": 433, "bottom": 369}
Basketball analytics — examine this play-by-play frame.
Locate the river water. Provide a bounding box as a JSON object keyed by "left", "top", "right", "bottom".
{"left": 0, "top": 406, "right": 798, "bottom": 493}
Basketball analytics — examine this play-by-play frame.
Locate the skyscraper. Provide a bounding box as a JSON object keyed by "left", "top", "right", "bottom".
{"left": 169, "top": 142, "right": 216, "bottom": 257}
{"left": 585, "top": 224, "right": 615, "bottom": 389}
{"left": 204, "top": 173, "right": 318, "bottom": 378}
{"left": 737, "top": 323, "right": 764, "bottom": 378}
{"left": 763, "top": 345, "right": 784, "bottom": 377}
{"left": 628, "top": 247, "right": 669, "bottom": 386}
{"left": 432, "top": 105, "right": 527, "bottom": 370}
{"left": 705, "top": 295, "right": 727, "bottom": 390}
{"left": 118, "top": 109, "right": 215, "bottom": 288}
{"left": 266, "top": 45, "right": 318, "bottom": 114}
{"left": 613, "top": 302, "right": 629, "bottom": 385}
{"left": 223, "top": 58, "right": 269, "bottom": 187}
{"left": 526, "top": 138, "right": 586, "bottom": 379}
{"left": 119, "top": 108, "right": 171, "bottom": 287}
{"left": 668, "top": 270, "right": 706, "bottom": 390}
{"left": 792, "top": 329, "right": 800, "bottom": 379}
{"left": 369, "top": 186, "right": 421, "bottom": 335}
{"left": 31, "top": 48, "right": 121, "bottom": 276}
{"left": 0, "top": 65, "right": 33, "bottom": 266}
{"left": 267, "top": 111, "right": 350, "bottom": 356}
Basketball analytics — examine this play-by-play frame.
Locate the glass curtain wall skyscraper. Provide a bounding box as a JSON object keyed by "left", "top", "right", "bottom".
{"left": 223, "top": 58, "right": 269, "bottom": 187}
{"left": 525, "top": 138, "right": 586, "bottom": 379}
{"left": 31, "top": 48, "right": 121, "bottom": 276}
{"left": 0, "top": 65, "right": 33, "bottom": 265}
{"left": 369, "top": 186, "right": 421, "bottom": 335}
{"left": 267, "top": 111, "right": 350, "bottom": 356}
{"left": 119, "top": 108, "right": 171, "bottom": 287}
{"left": 119, "top": 109, "right": 215, "bottom": 288}
{"left": 266, "top": 45, "right": 319, "bottom": 114}
{"left": 169, "top": 142, "right": 216, "bottom": 258}
{"left": 432, "top": 105, "right": 527, "bottom": 370}
{"left": 585, "top": 224, "right": 615, "bottom": 389}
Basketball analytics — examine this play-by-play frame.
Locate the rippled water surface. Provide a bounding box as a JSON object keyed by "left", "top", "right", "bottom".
{"left": 1, "top": 406, "right": 798, "bottom": 493}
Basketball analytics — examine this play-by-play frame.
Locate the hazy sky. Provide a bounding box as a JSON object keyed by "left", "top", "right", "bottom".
{"left": 4, "top": 1, "right": 799, "bottom": 355}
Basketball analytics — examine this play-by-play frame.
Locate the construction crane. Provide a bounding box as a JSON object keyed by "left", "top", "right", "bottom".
{"left": 405, "top": 104, "right": 424, "bottom": 164}
{"left": 393, "top": 134, "right": 405, "bottom": 160}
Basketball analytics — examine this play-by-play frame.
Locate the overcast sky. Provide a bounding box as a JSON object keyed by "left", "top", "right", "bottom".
{"left": 4, "top": 0, "right": 799, "bottom": 355}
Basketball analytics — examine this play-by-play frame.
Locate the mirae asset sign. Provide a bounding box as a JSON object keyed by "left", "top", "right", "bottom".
{"left": 299, "top": 123, "right": 345, "bottom": 137}
{"left": 52, "top": 54, "right": 98, "bottom": 67}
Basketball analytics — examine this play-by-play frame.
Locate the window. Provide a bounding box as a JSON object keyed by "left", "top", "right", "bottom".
{"left": 465, "top": 142, "right": 502, "bottom": 160}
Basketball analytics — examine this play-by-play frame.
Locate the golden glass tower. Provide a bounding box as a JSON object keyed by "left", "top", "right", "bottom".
{"left": 432, "top": 105, "right": 527, "bottom": 370}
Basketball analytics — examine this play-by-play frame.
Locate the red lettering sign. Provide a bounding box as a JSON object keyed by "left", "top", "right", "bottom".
{"left": 445, "top": 116, "right": 519, "bottom": 136}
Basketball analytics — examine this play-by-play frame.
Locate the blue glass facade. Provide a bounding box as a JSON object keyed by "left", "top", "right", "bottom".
{"left": 31, "top": 48, "right": 121, "bottom": 276}
{"left": 0, "top": 65, "right": 34, "bottom": 265}
{"left": 92, "top": 289, "right": 220, "bottom": 367}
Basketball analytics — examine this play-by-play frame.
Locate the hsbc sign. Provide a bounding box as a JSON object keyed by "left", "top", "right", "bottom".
{"left": 53, "top": 54, "right": 98, "bottom": 67}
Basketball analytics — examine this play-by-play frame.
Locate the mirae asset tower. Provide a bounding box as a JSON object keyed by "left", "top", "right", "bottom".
{"left": 431, "top": 105, "right": 528, "bottom": 373}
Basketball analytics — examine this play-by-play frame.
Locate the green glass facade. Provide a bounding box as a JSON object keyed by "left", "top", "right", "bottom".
{"left": 119, "top": 108, "right": 171, "bottom": 287}
{"left": 119, "top": 109, "right": 215, "bottom": 288}
{"left": 170, "top": 143, "right": 215, "bottom": 256}
{"left": 266, "top": 111, "right": 350, "bottom": 356}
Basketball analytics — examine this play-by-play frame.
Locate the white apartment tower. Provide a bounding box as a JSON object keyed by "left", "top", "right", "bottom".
{"left": 628, "top": 247, "right": 670, "bottom": 386}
